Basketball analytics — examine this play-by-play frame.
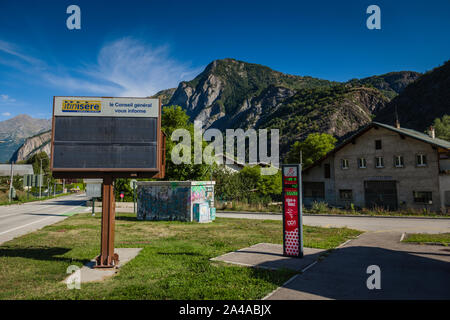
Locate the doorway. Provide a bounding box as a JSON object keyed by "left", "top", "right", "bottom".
{"left": 364, "top": 180, "right": 398, "bottom": 210}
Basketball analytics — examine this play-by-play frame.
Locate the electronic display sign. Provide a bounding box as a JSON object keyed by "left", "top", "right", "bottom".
{"left": 282, "top": 164, "right": 304, "bottom": 257}
{"left": 51, "top": 96, "right": 165, "bottom": 179}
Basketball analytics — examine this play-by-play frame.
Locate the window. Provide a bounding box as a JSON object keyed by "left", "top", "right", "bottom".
{"left": 339, "top": 189, "right": 353, "bottom": 201}
{"left": 341, "top": 159, "right": 349, "bottom": 169}
{"left": 358, "top": 158, "right": 367, "bottom": 168}
{"left": 375, "top": 156, "right": 384, "bottom": 168}
{"left": 375, "top": 140, "right": 382, "bottom": 150}
{"left": 324, "top": 164, "right": 331, "bottom": 179}
{"left": 416, "top": 154, "right": 427, "bottom": 166}
{"left": 413, "top": 191, "right": 432, "bottom": 203}
{"left": 303, "top": 182, "right": 325, "bottom": 199}
{"left": 394, "top": 155, "right": 404, "bottom": 168}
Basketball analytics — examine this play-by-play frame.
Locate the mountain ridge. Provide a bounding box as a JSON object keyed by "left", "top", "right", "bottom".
{"left": 7, "top": 58, "right": 448, "bottom": 163}
{"left": 0, "top": 115, "right": 51, "bottom": 163}
{"left": 375, "top": 61, "right": 450, "bottom": 132}
{"left": 9, "top": 130, "right": 52, "bottom": 163}
{"left": 154, "top": 58, "right": 426, "bottom": 155}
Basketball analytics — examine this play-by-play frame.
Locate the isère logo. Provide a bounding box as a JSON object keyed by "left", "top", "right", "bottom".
{"left": 62, "top": 100, "right": 101, "bottom": 113}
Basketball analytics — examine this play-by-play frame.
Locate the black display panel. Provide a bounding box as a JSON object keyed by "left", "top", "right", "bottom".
{"left": 53, "top": 116, "right": 158, "bottom": 169}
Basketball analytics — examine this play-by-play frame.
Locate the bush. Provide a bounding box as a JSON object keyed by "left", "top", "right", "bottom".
{"left": 114, "top": 178, "right": 135, "bottom": 202}
{"left": 311, "top": 201, "right": 329, "bottom": 213}
{"left": 213, "top": 166, "right": 282, "bottom": 203}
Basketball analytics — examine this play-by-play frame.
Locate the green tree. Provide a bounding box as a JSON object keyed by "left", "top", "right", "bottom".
{"left": 238, "top": 166, "right": 261, "bottom": 192}
{"left": 285, "top": 133, "right": 337, "bottom": 166}
{"left": 26, "top": 152, "right": 55, "bottom": 188}
{"left": 212, "top": 167, "right": 246, "bottom": 201}
{"left": 162, "top": 105, "right": 210, "bottom": 181}
{"left": 27, "top": 152, "right": 50, "bottom": 177}
{"left": 214, "top": 165, "right": 282, "bottom": 201}
{"left": 257, "top": 169, "right": 282, "bottom": 197}
{"left": 114, "top": 178, "right": 134, "bottom": 201}
{"left": 432, "top": 115, "right": 450, "bottom": 141}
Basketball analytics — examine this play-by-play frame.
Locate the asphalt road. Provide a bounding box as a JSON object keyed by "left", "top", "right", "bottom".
{"left": 216, "top": 211, "right": 450, "bottom": 233}
{"left": 216, "top": 211, "right": 450, "bottom": 299}
{"left": 266, "top": 231, "right": 450, "bottom": 300}
{"left": 0, "top": 194, "right": 89, "bottom": 245}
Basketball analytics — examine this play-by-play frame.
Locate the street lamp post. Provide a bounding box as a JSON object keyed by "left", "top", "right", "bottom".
{"left": 39, "top": 158, "right": 43, "bottom": 199}
{"left": 8, "top": 162, "right": 14, "bottom": 203}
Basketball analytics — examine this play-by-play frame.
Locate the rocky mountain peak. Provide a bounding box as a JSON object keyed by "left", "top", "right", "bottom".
{"left": 167, "top": 58, "right": 335, "bottom": 130}
{"left": 0, "top": 114, "right": 51, "bottom": 162}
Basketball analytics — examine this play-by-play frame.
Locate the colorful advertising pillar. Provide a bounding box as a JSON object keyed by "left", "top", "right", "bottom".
{"left": 282, "top": 164, "right": 304, "bottom": 257}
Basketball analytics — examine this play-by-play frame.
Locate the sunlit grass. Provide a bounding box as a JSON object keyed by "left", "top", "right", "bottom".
{"left": 0, "top": 212, "right": 361, "bottom": 300}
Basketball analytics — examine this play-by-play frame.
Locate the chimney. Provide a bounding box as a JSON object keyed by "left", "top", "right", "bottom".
{"left": 394, "top": 105, "right": 400, "bottom": 128}
{"left": 429, "top": 126, "right": 435, "bottom": 139}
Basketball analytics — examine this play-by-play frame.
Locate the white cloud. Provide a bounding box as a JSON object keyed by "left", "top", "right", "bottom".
{"left": 85, "top": 37, "right": 202, "bottom": 96}
{"left": 0, "top": 94, "right": 16, "bottom": 103}
{"left": 41, "top": 73, "right": 120, "bottom": 95}
{"left": 0, "top": 39, "right": 46, "bottom": 70}
{"left": 0, "top": 38, "right": 202, "bottom": 98}
{"left": 1, "top": 112, "right": 11, "bottom": 116}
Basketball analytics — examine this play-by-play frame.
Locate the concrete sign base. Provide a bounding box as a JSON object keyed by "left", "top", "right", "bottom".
{"left": 64, "top": 248, "right": 142, "bottom": 284}
{"left": 211, "top": 243, "right": 323, "bottom": 271}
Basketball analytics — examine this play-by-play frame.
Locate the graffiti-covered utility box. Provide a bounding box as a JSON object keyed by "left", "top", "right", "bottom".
{"left": 136, "top": 181, "right": 215, "bottom": 222}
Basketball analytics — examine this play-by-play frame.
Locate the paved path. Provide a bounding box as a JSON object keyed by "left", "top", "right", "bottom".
{"left": 217, "top": 211, "right": 450, "bottom": 299}
{"left": 217, "top": 211, "right": 450, "bottom": 233}
{"left": 266, "top": 231, "right": 450, "bottom": 300}
{"left": 0, "top": 194, "right": 89, "bottom": 245}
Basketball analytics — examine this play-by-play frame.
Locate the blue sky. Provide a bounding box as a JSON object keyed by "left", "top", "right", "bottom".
{"left": 0, "top": 0, "right": 449, "bottom": 120}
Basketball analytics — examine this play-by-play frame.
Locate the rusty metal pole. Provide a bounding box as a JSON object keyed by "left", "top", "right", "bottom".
{"left": 95, "top": 175, "right": 119, "bottom": 268}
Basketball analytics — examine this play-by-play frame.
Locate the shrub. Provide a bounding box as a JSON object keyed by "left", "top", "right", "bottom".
{"left": 311, "top": 201, "right": 328, "bottom": 213}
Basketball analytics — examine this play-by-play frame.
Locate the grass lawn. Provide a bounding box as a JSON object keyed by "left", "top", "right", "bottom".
{"left": 403, "top": 233, "right": 450, "bottom": 246}
{"left": 0, "top": 212, "right": 361, "bottom": 300}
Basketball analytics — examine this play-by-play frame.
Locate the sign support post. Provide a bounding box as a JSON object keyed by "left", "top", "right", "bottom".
{"left": 130, "top": 179, "right": 137, "bottom": 214}
{"left": 95, "top": 175, "right": 119, "bottom": 268}
{"left": 282, "top": 164, "right": 304, "bottom": 258}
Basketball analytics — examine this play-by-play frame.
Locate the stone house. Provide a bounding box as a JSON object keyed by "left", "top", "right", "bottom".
{"left": 214, "top": 152, "right": 277, "bottom": 173}
{"left": 302, "top": 122, "right": 450, "bottom": 213}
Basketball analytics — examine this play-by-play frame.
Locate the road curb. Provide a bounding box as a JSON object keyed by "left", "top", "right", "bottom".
{"left": 218, "top": 210, "right": 450, "bottom": 220}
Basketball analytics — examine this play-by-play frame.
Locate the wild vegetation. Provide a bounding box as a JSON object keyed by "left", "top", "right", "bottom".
{"left": 0, "top": 212, "right": 361, "bottom": 299}
{"left": 375, "top": 60, "right": 450, "bottom": 132}
{"left": 0, "top": 151, "right": 81, "bottom": 204}
{"left": 285, "top": 132, "right": 337, "bottom": 166}
{"left": 182, "top": 58, "right": 337, "bottom": 116}
{"left": 432, "top": 114, "right": 450, "bottom": 141}
{"left": 403, "top": 233, "right": 450, "bottom": 246}
{"left": 347, "top": 71, "right": 421, "bottom": 100}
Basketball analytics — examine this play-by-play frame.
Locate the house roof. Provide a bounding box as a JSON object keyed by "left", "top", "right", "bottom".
{"left": 372, "top": 122, "right": 450, "bottom": 149}
{"left": 0, "top": 164, "right": 34, "bottom": 176}
{"left": 303, "top": 121, "right": 450, "bottom": 173}
{"left": 214, "top": 152, "right": 277, "bottom": 168}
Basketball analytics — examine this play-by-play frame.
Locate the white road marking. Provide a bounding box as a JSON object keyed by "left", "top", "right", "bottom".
{"left": 0, "top": 216, "right": 56, "bottom": 236}
{"left": 0, "top": 203, "right": 58, "bottom": 218}
{"left": 338, "top": 239, "right": 352, "bottom": 248}
{"left": 400, "top": 232, "right": 406, "bottom": 242}
{"left": 301, "top": 260, "right": 318, "bottom": 273}
{"left": 0, "top": 205, "right": 55, "bottom": 219}
{"left": 0, "top": 204, "right": 83, "bottom": 236}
